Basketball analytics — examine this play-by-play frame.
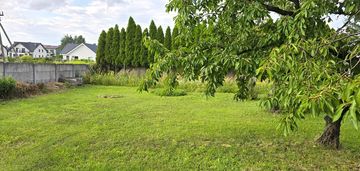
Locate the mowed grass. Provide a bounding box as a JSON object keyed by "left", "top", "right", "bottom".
{"left": 1, "top": 86, "right": 360, "bottom": 170}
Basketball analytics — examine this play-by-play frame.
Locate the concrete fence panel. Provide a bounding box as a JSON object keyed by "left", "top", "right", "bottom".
{"left": 35, "top": 64, "right": 56, "bottom": 83}
{"left": 4, "top": 63, "right": 34, "bottom": 83}
{"left": 73, "top": 65, "right": 89, "bottom": 77}
{"left": 0, "top": 62, "right": 89, "bottom": 83}
{"left": 0, "top": 63, "right": 3, "bottom": 78}
{"left": 56, "top": 64, "right": 74, "bottom": 80}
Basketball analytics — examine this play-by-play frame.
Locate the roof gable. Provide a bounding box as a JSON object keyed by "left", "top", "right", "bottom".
{"left": 12, "top": 42, "right": 47, "bottom": 52}
{"left": 60, "top": 43, "right": 79, "bottom": 54}
{"left": 60, "top": 43, "right": 97, "bottom": 55}
{"left": 84, "top": 43, "right": 97, "bottom": 53}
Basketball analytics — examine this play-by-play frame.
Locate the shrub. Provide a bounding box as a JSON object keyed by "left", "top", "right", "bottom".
{"left": 13, "top": 82, "right": 65, "bottom": 98}
{"left": 0, "top": 77, "right": 16, "bottom": 99}
{"left": 14, "top": 82, "right": 41, "bottom": 98}
{"left": 151, "top": 88, "right": 187, "bottom": 97}
{"left": 83, "top": 70, "right": 144, "bottom": 87}
{"left": 83, "top": 70, "right": 272, "bottom": 97}
{"left": 20, "top": 56, "right": 33, "bottom": 63}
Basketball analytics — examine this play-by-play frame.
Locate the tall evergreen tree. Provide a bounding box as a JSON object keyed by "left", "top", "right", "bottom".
{"left": 172, "top": 26, "right": 179, "bottom": 50}
{"left": 148, "top": 20, "right": 157, "bottom": 64}
{"left": 104, "top": 27, "right": 114, "bottom": 69}
{"left": 164, "top": 26, "right": 172, "bottom": 50}
{"left": 140, "top": 28, "right": 149, "bottom": 67}
{"left": 111, "top": 25, "right": 120, "bottom": 69}
{"left": 149, "top": 20, "right": 157, "bottom": 40}
{"left": 157, "top": 26, "right": 165, "bottom": 44}
{"left": 118, "top": 28, "right": 126, "bottom": 69}
{"left": 132, "top": 25, "right": 142, "bottom": 67}
{"left": 125, "top": 17, "right": 136, "bottom": 67}
{"left": 96, "top": 30, "right": 107, "bottom": 70}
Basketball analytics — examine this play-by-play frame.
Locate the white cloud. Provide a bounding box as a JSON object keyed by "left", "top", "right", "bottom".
{"left": 0, "top": 0, "right": 175, "bottom": 46}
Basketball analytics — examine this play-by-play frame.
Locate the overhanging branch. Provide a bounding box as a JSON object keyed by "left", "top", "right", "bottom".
{"left": 291, "top": 0, "right": 301, "bottom": 9}
{"left": 262, "top": 3, "right": 295, "bottom": 16}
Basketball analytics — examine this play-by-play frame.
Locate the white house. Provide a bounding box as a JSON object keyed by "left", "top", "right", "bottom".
{"left": 60, "top": 43, "right": 97, "bottom": 61}
{"left": 44, "top": 45, "right": 59, "bottom": 57}
{"left": 8, "top": 42, "right": 48, "bottom": 58}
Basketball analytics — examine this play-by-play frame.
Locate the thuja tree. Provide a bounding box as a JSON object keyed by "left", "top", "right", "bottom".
{"left": 157, "top": 26, "right": 165, "bottom": 44}
{"left": 172, "top": 26, "right": 179, "bottom": 50}
{"left": 111, "top": 25, "right": 121, "bottom": 70}
{"left": 141, "top": 28, "right": 149, "bottom": 67}
{"left": 133, "top": 25, "right": 143, "bottom": 67}
{"left": 96, "top": 30, "right": 106, "bottom": 70}
{"left": 118, "top": 28, "right": 127, "bottom": 68}
{"left": 125, "top": 17, "right": 137, "bottom": 68}
{"left": 164, "top": 26, "right": 172, "bottom": 50}
{"left": 104, "top": 27, "right": 114, "bottom": 70}
{"left": 148, "top": 20, "right": 158, "bottom": 64}
{"left": 141, "top": 0, "right": 360, "bottom": 149}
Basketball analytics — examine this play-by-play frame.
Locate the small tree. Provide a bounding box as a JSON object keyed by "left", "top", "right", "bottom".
{"left": 164, "top": 26, "right": 172, "bottom": 50}
{"left": 141, "top": 0, "right": 360, "bottom": 149}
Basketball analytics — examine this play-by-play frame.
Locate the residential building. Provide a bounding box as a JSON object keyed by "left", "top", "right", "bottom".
{"left": 60, "top": 43, "right": 97, "bottom": 61}
{"left": 8, "top": 42, "right": 48, "bottom": 58}
{"left": 44, "top": 45, "right": 59, "bottom": 57}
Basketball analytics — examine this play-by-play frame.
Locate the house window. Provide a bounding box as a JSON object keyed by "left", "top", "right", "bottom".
{"left": 22, "top": 48, "right": 25, "bottom": 53}
{"left": 39, "top": 49, "right": 41, "bottom": 52}
{"left": 74, "top": 56, "right": 79, "bottom": 60}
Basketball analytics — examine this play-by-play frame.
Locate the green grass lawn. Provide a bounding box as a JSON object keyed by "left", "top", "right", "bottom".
{"left": 1, "top": 86, "right": 360, "bottom": 170}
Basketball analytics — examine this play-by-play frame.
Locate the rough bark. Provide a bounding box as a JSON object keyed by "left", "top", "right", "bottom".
{"left": 317, "top": 110, "right": 346, "bottom": 149}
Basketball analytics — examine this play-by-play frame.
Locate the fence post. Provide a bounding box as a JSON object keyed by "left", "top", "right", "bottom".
{"left": 33, "top": 63, "right": 36, "bottom": 84}
{"left": 54, "top": 64, "right": 57, "bottom": 82}
{"left": 3, "top": 62, "right": 6, "bottom": 77}
{"left": 72, "top": 64, "right": 75, "bottom": 77}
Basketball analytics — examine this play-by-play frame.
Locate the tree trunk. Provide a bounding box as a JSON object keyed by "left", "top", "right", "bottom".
{"left": 317, "top": 115, "right": 343, "bottom": 149}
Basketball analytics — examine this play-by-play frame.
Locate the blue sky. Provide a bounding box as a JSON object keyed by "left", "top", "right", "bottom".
{"left": 0, "top": 0, "right": 345, "bottom": 46}
{"left": 0, "top": 0, "right": 175, "bottom": 46}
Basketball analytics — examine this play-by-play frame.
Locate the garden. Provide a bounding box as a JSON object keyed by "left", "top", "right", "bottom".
{"left": 1, "top": 86, "right": 360, "bottom": 170}
{"left": 1, "top": 0, "right": 360, "bottom": 170}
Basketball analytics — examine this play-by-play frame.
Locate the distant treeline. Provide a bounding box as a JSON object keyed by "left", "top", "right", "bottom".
{"left": 96, "top": 17, "right": 179, "bottom": 71}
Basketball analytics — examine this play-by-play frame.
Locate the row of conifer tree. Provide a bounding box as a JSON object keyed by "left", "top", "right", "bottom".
{"left": 96, "top": 17, "right": 178, "bottom": 70}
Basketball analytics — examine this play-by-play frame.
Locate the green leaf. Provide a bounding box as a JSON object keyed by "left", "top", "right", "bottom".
{"left": 350, "top": 101, "right": 359, "bottom": 130}
{"left": 311, "top": 101, "right": 317, "bottom": 116}
{"left": 324, "top": 100, "right": 334, "bottom": 113}
{"left": 333, "top": 104, "right": 345, "bottom": 122}
{"left": 355, "top": 90, "right": 360, "bottom": 106}
{"left": 343, "top": 84, "right": 353, "bottom": 101}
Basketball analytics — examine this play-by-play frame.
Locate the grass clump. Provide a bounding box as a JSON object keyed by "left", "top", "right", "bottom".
{"left": 83, "top": 70, "right": 144, "bottom": 87}
{"left": 83, "top": 70, "right": 272, "bottom": 97}
{"left": 151, "top": 88, "right": 187, "bottom": 97}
